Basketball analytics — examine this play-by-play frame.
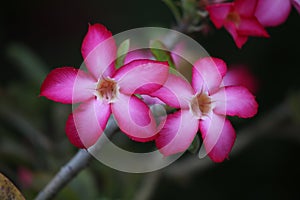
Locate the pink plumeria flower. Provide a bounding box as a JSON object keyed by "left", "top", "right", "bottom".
{"left": 151, "top": 57, "right": 258, "bottom": 162}
{"left": 40, "top": 24, "right": 169, "bottom": 148}
{"left": 206, "top": 0, "right": 269, "bottom": 48}
{"left": 255, "top": 0, "right": 299, "bottom": 27}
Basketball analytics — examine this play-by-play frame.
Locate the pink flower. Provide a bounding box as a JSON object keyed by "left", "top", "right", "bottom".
{"left": 293, "top": 0, "right": 300, "bottom": 14}
{"left": 255, "top": 0, "right": 299, "bottom": 27}
{"left": 255, "top": 0, "right": 292, "bottom": 27}
{"left": 152, "top": 57, "right": 258, "bottom": 162}
{"left": 206, "top": 0, "right": 269, "bottom": 48}
{"left": 18, "top": 167, "right": 33, "bottom": 189}
{"left": 40, "top": 24, "right": 169, "bottom": 148}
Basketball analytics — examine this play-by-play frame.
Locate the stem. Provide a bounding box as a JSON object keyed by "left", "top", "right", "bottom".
{"left": 162, "top": 0, "right": 182, "bottom": 25}
{"left": 34, "top": 97, "right": 293, "bottom": 200}
{"left": 34, "top": 149, "right": 92, "bottom": 200}
{"left": 34, "top": 118, "right": 118, "bottom": 200}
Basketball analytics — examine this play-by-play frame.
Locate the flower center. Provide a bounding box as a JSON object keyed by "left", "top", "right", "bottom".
{"left": 96, "top": 77, "right": 119, "bottom": 103}
{"left": 190, "top": 93, "right": 212, "bottom": 119}
{"left": 226, "top": 11, "right": 241, "bottom": 26}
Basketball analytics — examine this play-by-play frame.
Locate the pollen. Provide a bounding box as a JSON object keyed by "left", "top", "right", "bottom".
{"left": 226, "top": 11, "right": 241, "bottom": 26}
{"left": 96, "top": 77, "right": 119, "bottom": 103}
{"left": 190, "top": 93, "right": 212, "bottom": 119}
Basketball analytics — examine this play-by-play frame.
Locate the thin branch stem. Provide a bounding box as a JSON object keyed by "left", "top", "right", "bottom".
{"left": 34, "top": 98, "right": 293, "bottom": 200}
{"left": 34, "top": 149, "right": 92, "bottom": 200}
{"left": 162, "top": 0, "right": 182, "bottom": 25}
{"left": 34, "top": 118, "right": 118, "bottom": 200}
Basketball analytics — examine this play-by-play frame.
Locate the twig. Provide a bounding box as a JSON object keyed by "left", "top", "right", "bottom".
{"left": 35, "top": 98, "right": 292, "bottom": 200}
{"left": 34, "top": 149, "right": 92, "bottom": 200}
{"left": 34, "top": 117, "right": 119, "bottom": 200}
{"left": 162, "top": 0, "right": 182, "bottom": 26}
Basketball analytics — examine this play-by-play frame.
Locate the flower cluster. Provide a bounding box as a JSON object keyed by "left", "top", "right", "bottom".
{"left": 206, "top": 0, "right": 299, "bottom": 48}
{"left": 40, "top": 23, "right": 258, "bottom": 162}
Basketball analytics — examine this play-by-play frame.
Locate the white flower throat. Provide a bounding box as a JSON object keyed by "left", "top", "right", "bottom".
{"left": 190, "top": 92, "right": 212, "bottom": 119}
{"left": 96, "top": 77, "right": 119, "bottom": 103}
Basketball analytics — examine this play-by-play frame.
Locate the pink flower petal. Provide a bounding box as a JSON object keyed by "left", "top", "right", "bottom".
{"left": 224, "top": 22, "right": 248, "bottom": 48}
{"left": 156, "top": 110, "right": 199, "bottom": 156}
{"left": 124, "top": 49, "right": 153, "bottom": 65}
{"left": 237, "top": 17, "right": 269, "bottom": 37}
{"left": 212, "top": 86, "right": 258, "bottom": 118}
{"left": 111, "top": 93, "right": 158, "bottom": 142}
{"left": 223, "top": 65, "right": 258, "bottom": 94}
{"left": 113, "top": 59, "right": 169, "bottom": 95}
{"left": 293, "top": 0, "right": 300, "bottom": 14}
{"left": 150, "top": 74, "right": 194, "bottom": 109}
{"left": 40, "top": 67, "right": 95, "bottom": 104}
{"left": 235, "top": 0, "right": 257, "bottom": 16}
{"left": 171, "top": 42, "right": 186, "bottom": 69}
{"left": 81, "top": 23, "right": 117, "bottom": 79}
{"left": 206, "top": 3, "right": 233, "bottom": 28}
{"left": 66, "top": 99, "right": 111, "bottom": 148}
{"left": 199, "top": 113, "right": 236, "bottom": 162}
{"left": 141, "top": 95, "right": 164, "bottom": 105}
{"left": 192, "top": 57, "right": 227, "bottom": 93}
{"left": 255, "top": 0, "right": 292, "bottom": 27}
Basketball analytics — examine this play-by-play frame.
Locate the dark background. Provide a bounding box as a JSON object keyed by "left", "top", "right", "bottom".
{"left": 1, "top": 0, "right": 300, "bottom": 199}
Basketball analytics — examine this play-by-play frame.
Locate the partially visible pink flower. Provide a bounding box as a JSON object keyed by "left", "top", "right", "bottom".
{"left": 18, "top": 167, "right": 33, "bottom": 189}
{"left": 152, "top": 57, "right": 258, "bottom": 162}
{"left": 255, "top": 0, "right": 292, "bottom": 27}
{"left": 141, "top": 95, "right": 164, "bottom": 105}
{"left": 171, "top": 41, "right": 186, "bottom": 70}
{"left": 40, "top": 24, "right": 169, "bottom": 148}
{"left": 293, "top": 0, "right": 300, "bottom": 13}
{"left": 255, "top": 0, "right": 300, "bottom": 27}
{"left": 199, "top": 0, "right": 227, "bottom": 9}
{"left": 223, "top": 64, "right": 258, "bottom": 94}
{"left": 206, "top": 0, "right": 269, "bottom": 48}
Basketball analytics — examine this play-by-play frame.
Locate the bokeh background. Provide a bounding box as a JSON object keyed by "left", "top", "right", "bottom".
{"left": 1, "top": 0, "right": 300, "bottom": 199}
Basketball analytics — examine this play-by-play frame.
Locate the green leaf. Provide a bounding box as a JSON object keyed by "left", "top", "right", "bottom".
{"left": 0, "top": 173, "right": 25, "bottom": 200}
{"left": 188, "top": 134, "right": 201, "bottom": 154}
{"left": 150, "top": 40, "right": 176, "bottom": 69}
{"left": 116, "top": 39, "right": 130, "bottom": 69}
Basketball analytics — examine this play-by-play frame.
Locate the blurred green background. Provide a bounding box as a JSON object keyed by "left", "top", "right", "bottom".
{"left": 1, "top": 0, "right": 300, "bottom": 199}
